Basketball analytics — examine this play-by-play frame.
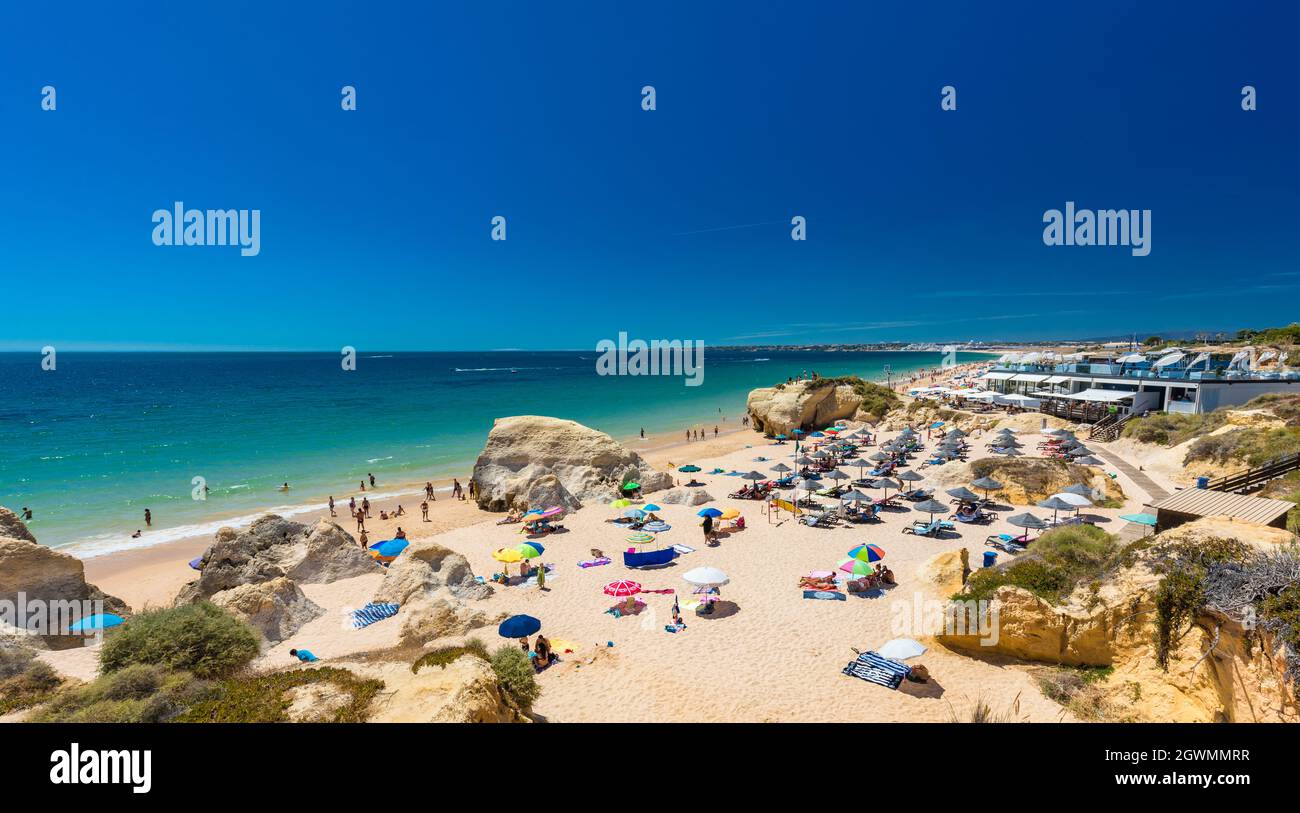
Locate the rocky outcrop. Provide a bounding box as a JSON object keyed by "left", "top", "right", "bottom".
{"left": 656, "top": 487, "right": 715, "bottom": 506}
{"left": 0, "top": 508, "right": 129, "bottom": 641}
{"left": 372, "top": 539, "right": 497, "bottom": 647}
{"left": 747, "top": 381, "right": 865, "bottom": 436}
{"left": 965, "top": 458, "right": 1123, "bottom": 506}
{"left": 350, "top": 656, "right": 526, "bottom": 723}
{"left": 210, "top": 576, "right": 323, "bottom": 645}
{"left": 0, "top": 507, "right": 37, "bottom": 544}
{"left": 937, "top": 519, "right": 1298, "bottom": 722}
{"left": 176, "top": 515, "right": 377, "bottom": 605}
{"left": 471, "top": 416, "right": 672, "bottom": 512}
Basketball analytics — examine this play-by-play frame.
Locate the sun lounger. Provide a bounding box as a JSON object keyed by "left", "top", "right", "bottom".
{"left": 984, "top": 533, "right": 1027, "bottom": 553}
{"left": 902, "top": 519, "right": 952, "bottom": 537}
{"left": 841, "top": 651, "right": 911, "bottom": 690}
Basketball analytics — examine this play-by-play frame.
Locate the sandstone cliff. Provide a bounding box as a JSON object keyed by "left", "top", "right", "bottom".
{"left": 471, "top": 416, "right": 672, "bottom": 512}
{"left": 747, "top": 380, "right": 878, "bottom": 436}
{"left": 371, "top": 538, "right": 498, "bottom": 647}
{"left": 937, "top": 518, "right": 1298, "bottom": 722}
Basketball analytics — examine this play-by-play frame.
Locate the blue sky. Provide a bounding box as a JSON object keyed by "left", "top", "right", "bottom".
{"left": 1, "top": 0, "right": 1296, "bottom": 350}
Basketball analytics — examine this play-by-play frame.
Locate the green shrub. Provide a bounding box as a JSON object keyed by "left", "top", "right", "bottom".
{"left": 1122, "top": 412, "right": 1226, "bottom": 446}
{"left": 1184, "top": 426, "right": 1300, "bottom": 466}
{"left": 0, "top": 647, "right": 63, "bottom": 714}
{"left": 961, "top": 525, "right": 1120, "bottom": 604}
{"left": 804, "top": 376, "right": 900, "bottom": 421}
{"left": 176, "top": 666, "right": 383, "bottom": 723}
{"left": 99, "top": 603, "right": 259, "bottom": 679}
{"left": 31, "top": 665, "right": 215, "bottom": 723}
{"left": 412, "top": 638, "right": 490, "bottom": 673}
{"left": 490, "top": 645, "right": 541, "bottom": 713}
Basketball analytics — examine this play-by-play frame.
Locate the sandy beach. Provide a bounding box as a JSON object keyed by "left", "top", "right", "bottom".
{"left": 49, "top": 367, "right": 1159, "bottom": 723}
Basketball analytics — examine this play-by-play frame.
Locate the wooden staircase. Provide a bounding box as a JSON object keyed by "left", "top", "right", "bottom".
{"left": 1204, "top": 451, "right": 1300, "bottom": 495}
{"left": 1089, "top": 411, "right": 1133, "bottom": 442}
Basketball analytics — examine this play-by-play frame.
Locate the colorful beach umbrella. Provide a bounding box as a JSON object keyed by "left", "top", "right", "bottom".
{"left": 641, "top": 504, "right": 662, "bottom": 512}
{"left": 697, "top": 507, "right": 724, "bottom": 518}
{"left": 622, "top": 481, "right": 641, "bottom": 490}
{"left": 678, "top": 465, "right": 701, "bottom": 473}
{"left": 848, "top": 543, "right": 886, "bottom": 563}
{"left": 515, "top": 541, "right": 545, "bottom": 559}
{"left": 719, "top": 508, "right": 741, "bottom": 520}
{"left": 626, "top": 531, "right": 656, "bottom": 544}
{"left": 609, "top": 499, "right": 632, "bottom": 509}
{"left": 604, "top": 579, "right": 643, "bottom": 597}
{"left": 498, "top": 614, "right": 541, "bottom": 638}
{"left": 837, "top": 557, "right": 875, "bottom": 576}
{"left": 1120, "top": 513, "right": 1158, "bottom": 526}
{"left": 68, "top": 613, "right": 124, "bottom": 634}
{"left": 642, "top": 520, "right": 671, "bottom": 533}
{"left": 369, "top": 538, "right": 410, "bottom": 563}
{"left": 492, "top": 547, "right": 524, "bottom": 563}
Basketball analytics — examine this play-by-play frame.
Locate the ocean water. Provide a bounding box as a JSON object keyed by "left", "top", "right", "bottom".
{"left": 0, "top": 350, "right": 988, "bottom": 555}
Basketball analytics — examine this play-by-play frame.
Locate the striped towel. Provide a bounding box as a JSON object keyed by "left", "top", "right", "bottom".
{"left": 841, "top": 651, "right": 911, "bottom": 690}
{"left": 350, "top": 602, "right": 399, "bottom": 629}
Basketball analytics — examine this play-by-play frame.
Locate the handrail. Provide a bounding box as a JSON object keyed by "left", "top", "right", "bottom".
{"left": 1204, "top": 452, "right": 1300, "bottom": 494}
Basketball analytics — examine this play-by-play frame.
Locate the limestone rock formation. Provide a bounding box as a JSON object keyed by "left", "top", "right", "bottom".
{"left": 176, "top": 515, "right": 377, "bottom": 605}
{"left": 210, "top": 576, "right": 323, "bottom": 645}
{"left": 656, "top": 486, "right": 715, "bottom": 506}
{"left": 746, "top": 381, "right": 865, "bottom": 436}
{"left": 938, "top": 518, "right": 1298, "bottom": 722}
{"left": 0, "top": 507, "right": 129, "bottom": 636}
{"left": 353, "top": 656, "right": 525, "bottom": 723}
{"left": 471, "top": 416, "right": 672, "bottom": 512}
{"left": 372, "top": 538, "right": 497, "bottom": 647}
{"left": 0, "top": 507, "right": 37, "bottom": 544}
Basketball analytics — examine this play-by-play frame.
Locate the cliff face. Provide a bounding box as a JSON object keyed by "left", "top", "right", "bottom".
{"left": 746, "top": 381, "right": 865, "bottom": 436}
{"left": 470, "top": 416, "right": 672, "bottom": 512}
{"left": 937, "top": 519, "right": 1299, "bottom": 722}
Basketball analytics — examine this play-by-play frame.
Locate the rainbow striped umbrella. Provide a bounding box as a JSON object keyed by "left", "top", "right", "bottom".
{"left": 626, "top": 531, "right": 655, "bottom": 544}
{"left": 515, "top": 541, "right": 545, "bottom": 559}
{"left": 848, "top": 543, "right": 885, "bottom": 563}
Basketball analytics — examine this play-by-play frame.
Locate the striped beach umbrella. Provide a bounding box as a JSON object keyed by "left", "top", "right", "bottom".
{"left": 848, "top": 543, "right": 886, "bottom": 563}
{"left": 626, "top": 531, "right": 655, "bottom": 544}
{"left": 837, "top": 557, "right": 875, "bottom": 576}
{"left": 604, "top": 580, "right": 642, "bottom": 597}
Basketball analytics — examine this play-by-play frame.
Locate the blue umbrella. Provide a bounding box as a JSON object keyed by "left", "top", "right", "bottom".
{"left": 498, "top": 614, "right": 542, "bottom": 638}
{"left": 621, "top": 508, "right": 647, "bottom": 519}
{"left": 643, "top": 521, "right": 671, "bottom": 533}
{"left": 697, "top": 508, "right": 723, "bottom": 518}
{"left": 188, "top": 556, "right": 204, "bottom": 571}
{"left": 68, "top": 613, "right": 125, "bottom": 634}
{"left": 642, "top": 504, "right": 661, "bottom": 512}
{"left": 369, "top": 538, "right": 410, "bottom": 558}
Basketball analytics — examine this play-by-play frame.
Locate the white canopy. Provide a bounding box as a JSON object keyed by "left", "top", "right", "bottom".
{"left": 1059, "top": 388, "right": 1134, "bottom": 403}
{"left": 1153, "top": 351, "right": 1185, "bottom": 368}
{"left": 980, "top": 371, "right": 1015, "bottom": 381}
{"left": 996, "top": 393, "right": 1042, "bottom": 407}
{"left": 1010, "top": 373, "right": 1050, "bottom": 383}
{"left": 1115, "top": 353, "right": 1146, "bottom": 363}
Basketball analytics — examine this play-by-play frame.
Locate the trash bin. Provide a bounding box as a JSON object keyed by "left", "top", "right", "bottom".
{"left": 982, "top": 551, "right": 998, "bottom": 568}
{"left": 1196, "top": 476, "right": 1209, "bottom": 489}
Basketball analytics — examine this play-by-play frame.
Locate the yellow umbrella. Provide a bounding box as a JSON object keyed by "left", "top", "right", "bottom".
{"left": 492, "top": 547, "right": 523, "bottom": 563}
{"left": 719, "top": 508, "right": 741, "bottom": 520}
{"left": 609, "top": 499, "right": 632, "bottom": 509}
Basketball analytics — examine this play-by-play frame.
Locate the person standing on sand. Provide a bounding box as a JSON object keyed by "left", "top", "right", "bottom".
{"left": 536, "top": 562, "right": 546, "bottom": 591}
{"left": 421, "top": 501, "right": 429, "bottom": 521}
{"left": 702, "top": 514, "right": 713, "bottom": 544}
{"left": 328, "top": 496, "right": 336, "bottom": 517}
{"left": 349, "top": 496, "right": 356, "bottom": 514}
{"left": 359, "top": 529, "right": 369, "bottom": 551}
{"left": 714, "top": 425, "right": 718, "bottom": 436}
{"left": 452, "top": 479, "right": 463, "bottom": 500}
{"left": 685, "top": 429, "right": 690, "bottom": 443}
{"left": 362, "top": 497, "right": 370, "bottom": 517}
{"left": 144, "top": 508, "right": 152, "bottom": 527}
{"left": 355, "top": 509, "right": 365, "bottom": 532}
{"left": 425, "top": 481, "right": 434, "bottom": 500}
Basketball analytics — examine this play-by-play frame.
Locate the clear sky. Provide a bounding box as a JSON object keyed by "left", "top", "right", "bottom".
{"left": 1, "top": 1, "right": 1296, "bottom": 350}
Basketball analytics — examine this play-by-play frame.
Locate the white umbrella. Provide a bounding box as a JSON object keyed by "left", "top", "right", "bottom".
{"left": 1050, "top": 492, "right": 1093, "bottom": 508}
{"left": 683, "top": 567, "right": 729, "bottom": 587}
{"left": 877, "top": 638, "right": 928, "bottom": 660}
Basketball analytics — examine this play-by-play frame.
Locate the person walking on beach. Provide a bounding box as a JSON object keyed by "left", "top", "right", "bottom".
{"left": 713, "top": 425, "right": 718, "bottom": 436}
{"left": 362, "top": 497, "right": 371, "bottom": 517}
{"left": 349, "top": 496, "right": 356, "bottom": 514}
{"left": 358, "top": 529, "right": 369, "bottom": 551}
{"left": 452, "top": 479, "right": 463, "bottom": 500}
{"left": 421, "top": 501, "right": 429, "bottom": 521}
{"left": 425, "top": 481, "right": 434, "bottom": 500}
{"left": 355, "top": 509, "right": 366, "bottom": 533}
{"left": 685, "top": 429, "right": 690, "bottom": 443}
{"left": 328, "top": 496, "right": 336, "bottom": 517}
{"left": 144, "top": 508, "right": 152, "bottom": 527}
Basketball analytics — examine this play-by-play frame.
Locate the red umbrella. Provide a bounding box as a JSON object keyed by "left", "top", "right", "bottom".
{"left": 603, "top": 580, "right": 642, "bottom": 597}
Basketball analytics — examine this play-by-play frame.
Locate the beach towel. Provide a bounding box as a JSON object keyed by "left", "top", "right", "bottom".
{"left": 578, "top": 557, "right": 612, "bottom": 568}
{"left": 350, "top": 602, "right": 399, "bottom": 629}
{"left": 803, "top": 589, "right": 847, "bottom": 601}
{"left": 671, "top": 544, "right": 695, "bottom": 555}
{"left": 841, "top": 651, "right": 911, "bottom": 689}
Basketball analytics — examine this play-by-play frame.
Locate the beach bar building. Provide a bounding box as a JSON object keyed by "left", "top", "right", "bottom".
{"left": 977, "top": 348, "right": 1300, "bottom": 420}
{"left": 1147, "top": 488, "right": 1295, "bottom": 534}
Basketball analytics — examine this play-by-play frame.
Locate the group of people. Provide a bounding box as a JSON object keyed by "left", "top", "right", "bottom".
{"left": 520, "top": 635, "right": 555, "bottom": 670}
{"left": 684, "top": 426, "right": 721, "bottom": 442}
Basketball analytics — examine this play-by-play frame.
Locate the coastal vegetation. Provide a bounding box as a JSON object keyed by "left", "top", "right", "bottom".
{"left": 772, "top": 375, "right": 900, "bottom": 422}
{"left": 31, "top": 665, "right": 216, "bottom": 723}
{"left": 412, "top": 638, "right": 490, "bottom": 672}
{"left": 1120, "top": 393, "right": 1300, "bottom": 471}
{"left": 100, "top": 602, "right": 260, "bottom": 679}
{"left": 0, "top": 646, "right": 63, "bottom": 714}
{"left": 175, "top": 667, "right": 384, "bottom": 723}
{"left": 490, "top": 645, "right": 541, "bottom": 714}
{"left": 959, "top": 524, "right": 1121, "bottom": 604}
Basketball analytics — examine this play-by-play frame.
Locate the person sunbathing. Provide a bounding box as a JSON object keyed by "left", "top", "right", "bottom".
{"left": 877, "top": 565, "right": 896, "bottom": 585}
{"left": 498, "top": 511, "right": 521, "bottom": 525}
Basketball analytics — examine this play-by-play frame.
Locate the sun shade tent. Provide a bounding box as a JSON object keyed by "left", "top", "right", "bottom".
{"left": 911, "top": 498, "right": 949, "bottom": 518}
{"left": 1148, "top": 489, "right": 1295, "bottom": 532}
{"left": 896, "top": 470, "right": 925, "bottom": 483}
{"left": 1056, "top": 389, "right": 1135, "bottom": 403}
{"left": 1007, "top": 512, "right": 1049, "bottom": 531}
{"left": 946, "top": 487, "right": 982, "bottom": 502}
{"left": 68, "top": 613, "right": 125, "bottom": 634}
{"left": 683, "top": 566, "right": 729, "bottom": 587}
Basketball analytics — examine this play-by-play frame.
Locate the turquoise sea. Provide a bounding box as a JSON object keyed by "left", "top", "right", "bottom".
{"left": 0, "top": 350, "right": 990, "bottom": 555}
